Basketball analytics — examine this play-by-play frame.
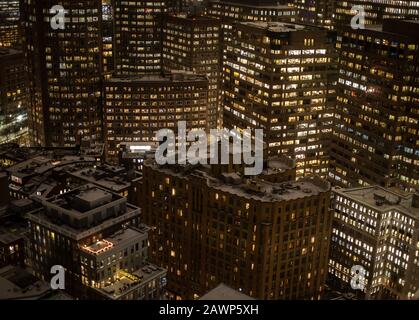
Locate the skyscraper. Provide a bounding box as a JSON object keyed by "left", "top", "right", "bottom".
{"left": 0, "top": 0, "right": 20, "bottom": 48}
{"left": 103, "top": 71, "right": 209, "bottom": 161}
{"left": 140, "top": 155, "right": 332, "bottom": 299}
{"left": 162, "top": 13, "right": 221, "bottom": 128}
{"left": 334, "top": 0, "right": 419, "bottom": 28}
{"left": 295, "top": 0, "right": 335, "bottom": 29}
{"left": 329, "top": 186, "right": 419, "bottom": 299}
{"left": 329, "top": 20, "right": 419, "bottom": 191}
{"left": 20, "top": 0, "right": 103, "bottom": 147}
{"left": 223, "top": 22, "right": 336, "bottom": 178}
{"left": 113, "top": 0, "right": 166, "bottom": 75}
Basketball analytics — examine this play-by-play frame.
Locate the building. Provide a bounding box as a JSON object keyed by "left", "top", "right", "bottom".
{"left": 200, "top": 283, "right": 254, "bottom": 300}
{"left": 1, "top": 144, "right": 140, "bottom": 203}
{"left": 113, "top": 0, "right": 166, "bottom": 75}
{"left": 295, "top": 0, "right": 335, "bottom": 29}
{"left": 26, "top": 184, "right": 166, "bottom": 299}
{"left": 0, "top": 0, "right": 20, "bottom": 48}
{"left": 0, "top": 265, "right": 52, "bottom": 300}
{"left": 205, "top": 0, "right": 296, "bottom": 48}
{"left": 102, "top": 0, "right": 114, "bottom": 77}
{"left": 162, "top": 13, "right": 221, "bottom": 128}
{"left": 0, "top": 48, "right": 28, "bottom": 145}
{"left": 103, "top": 71, "right": 209, "bottom": 161}
{"left": 329, "top": 20, "right": 419, "bottom": 191}
{"left": 329, "top": 186, "right": 419, "bottom": 299}
{"left": 140, "top": 155, "right": 332, "bottom": 299}
{"left": 334, "top": 0, "right": 419, "bottom": 29}
{"left": 20, "top": 0, "right": 103, "bottom": 147}
{"left": 223, "top": 22, "right": 336, "bottom": 178}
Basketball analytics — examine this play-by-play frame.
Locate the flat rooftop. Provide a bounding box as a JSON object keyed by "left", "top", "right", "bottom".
{"left": 200, "top": 283, "right": 254, "bottom": 300}
{"left": 98, "top": 264, "right": 166, "bottom": 299}
{"left": 0, "top": 266, "right": 51, "bottom": 300}
{"left": 241, "top": 21, "right": 307, "bottom": 32}
{"left": 69, "top": 164, "right": 139, "bottom": 192}
{"left": 145, "top": 158, "right": 329, "bottom": 202}
{"left": 334, "top": 186, "right": 419, "bottom": 218}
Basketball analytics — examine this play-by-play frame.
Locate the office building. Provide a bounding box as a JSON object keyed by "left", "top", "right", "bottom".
{"left": 329, "top": 20, "right": 419, "bottom": 191}
{"left": 26, "top": 184, "right": 166, "bottom": 298}
{"left": 0, "top": 0, "right": 20, "bottom": 48}
{"left": 295, "top": 0, "right": 335, "bottom": 29}
{"left": 205, "top": 0, "right": 296, "bottom": 47}
{"left": 0, "top": 48, "right": 28, "bottom": 145}
{"left": 20, "top": 0, "right": 103, "bottom": 147}
{"left": 223, "top": 22, "right": 336, "bottom": 178}
{"left": 334, "top": 0, "right": 419, "bottom": 28}
{"left": 329, "top": 186, "right": 419, "bottom": 299}
{"left": 103, "top": 71, "right": 209, "bottom": 161}
{"left": 162, "top": 13, "right": 221, "bottom": 128}
{"left": 113, "top": 0, "right": 166, "bottom": 75}
{"left": 140, "top": 155, "right": 332, "bottom": 299}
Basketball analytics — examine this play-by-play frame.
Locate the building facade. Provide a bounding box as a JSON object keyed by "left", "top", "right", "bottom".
{"left": 295, "top": 0, "right": 335, "bottom": 29}
{"left": 20, "top": 0, "right": 103, "bottom": 147}
{"left": 334, "top": 0, "right": 419, "bottom": 29}
{"left": 223, "top": 22, "right": 336, "bottom": 178}
{"left": 26, "top": 184, "right": 166, "bottom": 299}
{"left": 329, "top": 20, "right": 419, "bottom": 191}
{"left": 103, "top": 71, "right": 208, "bottom": 161}
{"left": 113, "top": 0, "right": 166, "bottom": 75}
{"left": 329, "top": 186, "right": 419, "bottom": 299}
{"left": 140, "top": 155, "right": 332, "bottom": 299}
{"left": 0, "top": 0, "right": 20, "bottom": 48}
{"left": 0, "top": 48, "right": 28, "bottom": 145}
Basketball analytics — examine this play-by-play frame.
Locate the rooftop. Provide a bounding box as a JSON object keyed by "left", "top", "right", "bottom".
{"left": 241, "top": 21, "right": 307, "bottom": 32}
{"left": 106, "top": 71, "right": 208, "bottom": 84}
{"left": 81, "top": 226, "right": 148, "bottom": 256}
{"left": 68, "top": 163, "right": 139, "bottom": 192}
{"left": 27, "top": 184, "right": 140, "bottom": 240}
{"left": 200, "top": 283, "right": 254, "bottom": 300}
{"left": 145, "top": 157, "right": 329, "bottom": 202}
{"left": 0, "top": 266, "right": 51, "bottom": 300}
{"left": 97, "top": 264, "right": 166, "bottom": 299}
{"left": 334, "top": 186, "right": 419, "bottom": 218}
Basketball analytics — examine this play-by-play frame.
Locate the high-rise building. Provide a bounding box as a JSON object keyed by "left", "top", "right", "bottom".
{"left": 113, "top": 0, "right": 166, "bottom": 75}
{"left": 329, "top": 186, "right": 419, "bottom": 299}
{"left": 26, "top": 184, "right": 166, "bottom": 299}
{"left": 329, "top": 20, "right": 419, "bottom": 191}
{"left": 102, "top": 0, "right": 114, "bottom": 77}
{"left": 20, "top": 0, "right": 103, "bottom": 147}
{"left": 162, "top": 13, "right": 221, "bottom": 128}
{"left": 0, "top": 0, "right": 20, "bottom": 48}
{"left": 334, "top": 0, "right": 419, "bottom": 28}
{"left": 223, "top": 22, "right": 336, "bottom": 178}
{"left": 140, "top": 155, "right": 332, "bottom": 299}
{"left": 295, "top": 0, "right": 335, "bottom": 29}
{"left": 103, "top": 71, "right": 209, "bottom": 161}
{"left": 0, "top": 48, "right": 28, "bottom": 145}
{"left": 205, "top": 0, "right": 296, "bottom": 47}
